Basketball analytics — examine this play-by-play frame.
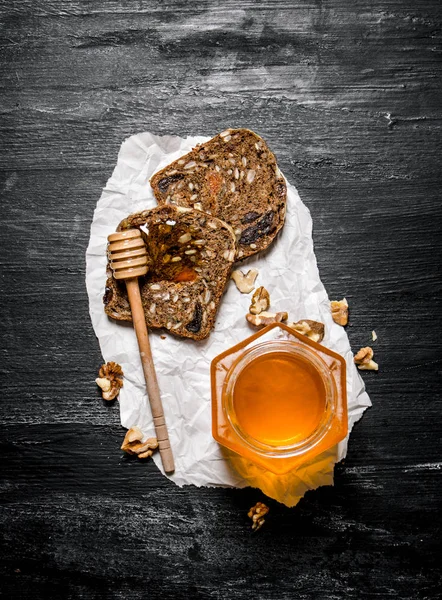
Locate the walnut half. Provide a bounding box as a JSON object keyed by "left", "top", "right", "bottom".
{"left": 248, "top": 502, "right": 269, "bottom": 531}
{"left": 331, "top": 298, "right": 348, "bottom": 326}
{"left": 231, "top": 269, "right": 259, "bottom": 294}
{"left": 288, "top": 319, "right": 325, "bottom": 343}
{"left": 96, "top": 361, "right": 124, "bottom": 400}
{"left": 249, "top": 286, "right": 270, "bottom": 315}
{"left": 354, "top": 346, "right": 378, "bottom": 371}
{"left": 246, "top": 311, "right": 288, "bottom": 327}
{"left": 121, "top": 427, "right": 159, "bottom": 459}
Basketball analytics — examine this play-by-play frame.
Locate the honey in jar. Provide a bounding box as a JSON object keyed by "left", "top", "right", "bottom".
{"left": 231, "top": 350, "right": 327, "bottom": 447}
{"left": 211, "top": 323, "right": 347, "bottom": 474}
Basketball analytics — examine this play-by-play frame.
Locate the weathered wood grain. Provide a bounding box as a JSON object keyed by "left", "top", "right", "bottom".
{"left": 0, "top": 0, "right": 441, "bottom": 598}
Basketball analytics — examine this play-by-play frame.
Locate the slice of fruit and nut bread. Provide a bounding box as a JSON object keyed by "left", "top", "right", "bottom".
{"left": 150, "top": 128, "right": 287, "bottom": 260}
{"left": 103, "top": 205, "right": 237, "bottom": 341}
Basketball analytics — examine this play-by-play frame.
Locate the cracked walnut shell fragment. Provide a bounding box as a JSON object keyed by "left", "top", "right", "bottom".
{"left": 95, "top": 361, "right": 124, "bottom": 400}
{"left": 354, "top": 346, "right": 378, "bottom": 371}
{"left": 121, "top": 427, "right": 159, "bottom": 459}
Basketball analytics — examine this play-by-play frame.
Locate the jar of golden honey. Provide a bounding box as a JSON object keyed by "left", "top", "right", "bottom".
{"left": 211, "top": 322, "right": 347, "bottom": 474}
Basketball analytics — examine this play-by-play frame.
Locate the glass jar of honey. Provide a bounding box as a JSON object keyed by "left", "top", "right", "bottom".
{"left": 211, "top": 322, "right": 347, "bottom": 474}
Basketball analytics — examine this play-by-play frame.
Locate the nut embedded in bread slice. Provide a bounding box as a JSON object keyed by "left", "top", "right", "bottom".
{"left": 103, "top": 205, "right": 237, "bottom": 341}
{"left": 150, "top": 128, "right": 287, "bottom": 260}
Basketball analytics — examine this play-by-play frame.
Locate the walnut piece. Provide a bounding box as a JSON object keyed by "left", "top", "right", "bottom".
{"left": 248, "top": 502, "right": 269, "bottom": 531}
{"left": 331, "top": 298, "right": 348, "bottom": 326}
{"left": 372, "top": 330, "right": 378, "bottom": 342}
{"left": 288, "top": 319, "right": 325, "bottom": 343}
{"left": 249, "top": 286, "right": 270, "bottom": 315}
{"left": 95, "top": 377, "right": 111, "bottom": 392}
{"left": 246, "top": 311, "right": 288, "bottom": 327}
{"left": 354, "top": 346, "right": 378, "bottom": 371}
{"left": 96, "top": 361, "right": 124, "bottom": 400}
{"left": 121, "top": 427, "right": 159, "bottom": 459}
{"left": 231, "top": 268, "right": 259, "bottom": 294}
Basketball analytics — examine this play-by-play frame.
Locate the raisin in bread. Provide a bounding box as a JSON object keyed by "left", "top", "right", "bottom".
{"left": 103, "top": 205, "right": 237, "bottom": 341}
{"left": 150, "top": 128, "right": 287, "bottom": 260}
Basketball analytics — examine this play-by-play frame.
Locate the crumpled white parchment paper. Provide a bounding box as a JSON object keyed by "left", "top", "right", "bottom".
{"left": 86, "top": 132, "right": 371, "bottom": 507}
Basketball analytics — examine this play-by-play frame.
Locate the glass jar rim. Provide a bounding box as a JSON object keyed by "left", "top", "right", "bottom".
{"left": 223, "top": 339, "right": 337, "bottom": 459}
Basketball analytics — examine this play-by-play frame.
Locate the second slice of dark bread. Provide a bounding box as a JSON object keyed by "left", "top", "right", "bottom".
{"left": 150, "top": 128, "right": 287, "bottom": 260}
{"left": 103, "top": 205, "right": 237, "bottom": 341}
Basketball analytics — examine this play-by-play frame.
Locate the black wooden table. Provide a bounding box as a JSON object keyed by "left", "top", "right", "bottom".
{"left": 1, "top": 1, "right": 441, "bottom": 598}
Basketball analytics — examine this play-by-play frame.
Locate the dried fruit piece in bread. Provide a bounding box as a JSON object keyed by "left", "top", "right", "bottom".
{"left": 103, "top": 205, "right": 237, "bottom": 341}
{"left": 150, "top": 128, "right": 287, "bottom": 260}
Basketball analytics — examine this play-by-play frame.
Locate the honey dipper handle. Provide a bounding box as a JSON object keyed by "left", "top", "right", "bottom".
{"left": 125, "top": 278, "right": 175, "bottom": 473}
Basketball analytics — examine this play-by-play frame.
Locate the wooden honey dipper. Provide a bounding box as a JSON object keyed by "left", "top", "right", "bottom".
{"left": 107, "top": 228, "right": 175, "bottom": 473}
